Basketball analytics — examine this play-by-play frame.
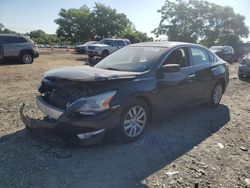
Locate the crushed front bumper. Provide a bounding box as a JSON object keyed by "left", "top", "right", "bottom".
{"left": 20, "top": 98, "right": 120, "bottom": 146}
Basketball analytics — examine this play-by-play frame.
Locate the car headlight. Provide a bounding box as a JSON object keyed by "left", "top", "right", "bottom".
{"left": 72, "top": 91, "right": 117, "bottom": 115}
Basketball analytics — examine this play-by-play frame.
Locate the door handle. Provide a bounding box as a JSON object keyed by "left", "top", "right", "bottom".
{"left": 188, "top": 73, "right": 196, "bottom": 78}
{"left": 211, "top": 68, "right": 217, "bottom": 71}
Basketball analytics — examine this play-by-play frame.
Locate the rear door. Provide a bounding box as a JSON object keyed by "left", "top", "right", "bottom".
{"left": 0, "top": 37, "right": 3, "bottom": 60}
{"left": 2, "top": 36, "right": 20, "bottom": 57}
{"left": 188, "top": 47, "right": 214, "bottom": 101}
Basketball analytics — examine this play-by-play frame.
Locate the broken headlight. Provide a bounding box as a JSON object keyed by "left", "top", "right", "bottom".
{"left": 71, "top": 91, "right": 117, "bottom": 115}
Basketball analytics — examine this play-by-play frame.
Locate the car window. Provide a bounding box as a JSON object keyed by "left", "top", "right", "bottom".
{"left": 190, "top": 47, "right": 209, "bottom": 66}
{"left": 100, "top": 39, "right": 113, "bottom": 46}
{"left": 125, "top": 41, "right": 131, "bottom": 45}
{"left": 18, "top": 37, "right": 28, "bottom": 43}
{"left": 163, "top": 48, "right": 189, "bottom": 68}
{"left": 117, "top": 40, "right": 125, "bottom": 46}
{"left": 112, "top": 40, "right": 119, "bottom": 46}
{"left": 2, "top": 36, "right": 19, "bottom": 44}
{"left": 208, "top": 51, "right": 216, "bottom": 62}
{"left": 225, "top": 47, "right": 233, "bottom": 53}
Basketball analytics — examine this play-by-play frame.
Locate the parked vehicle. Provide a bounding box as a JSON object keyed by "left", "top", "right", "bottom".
{"left": 20, "top": 42, "right": 229, "bottom": 146}
{"left": 85, "top": 38, "right": 131, "bottom": 58}
{"left": 238, "top": 53, "right": 250, "bottom": 79}
{"left": 209, "top": 46, "right": 235, "bottom": 63}
{"left": 0, "top": 34, "right": 39, "bottom": 64}
{"left": 75, "top": 41, "right": 98, "bottom": 54}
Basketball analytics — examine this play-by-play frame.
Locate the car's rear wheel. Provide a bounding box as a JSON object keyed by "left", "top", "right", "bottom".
{"left": 208, "top": 81, "right": 223, "bottom": 106}
{"left": 118, "top": 99, "right": 149, "bottom": 142}
{"left": 20, "top": 52, "right": 33, "bottom": 64}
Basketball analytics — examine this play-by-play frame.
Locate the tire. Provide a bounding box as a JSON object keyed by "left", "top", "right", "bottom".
{"left": 208, "top": 80, "right": 224, "bottom": 106}
{"left": 118, "top": 99, "right": 149, "bottom": 142}
{"left": 20, "top": 52, "right": 33, "bottom": 64}
{"left": 88, "top": 55, "right": 94, "bottom": 59}
{"left": 102, "top": 50, "right": 109, "bottom": 58}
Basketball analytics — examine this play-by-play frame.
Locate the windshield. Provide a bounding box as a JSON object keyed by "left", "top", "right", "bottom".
{"left": 99, "top": 39, "right": 113, "bottom": 45}
{"left": 95, "top": 46, "right": 166, "bottom": 72}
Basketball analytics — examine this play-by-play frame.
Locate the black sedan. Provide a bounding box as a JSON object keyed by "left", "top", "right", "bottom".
{"left": 238, "top": 53, "right": 250, "bottom": 79}
{"left": 20, "top": 42, "right": 229, "bottom": 146}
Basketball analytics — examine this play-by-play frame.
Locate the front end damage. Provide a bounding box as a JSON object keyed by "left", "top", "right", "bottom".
{"left": 20, "top": 76, "right": 121, "bottom": 146}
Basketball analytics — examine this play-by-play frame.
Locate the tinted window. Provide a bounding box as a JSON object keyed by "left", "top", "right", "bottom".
{"left": 190, "top": 47, "right": 209, "bottom": 65}
{"left": 2, "top": 36, "right": 19, "bottom": 44}
{"left": 117, "top": 40, "right": 125, "bottom": 46}
{"left": 99, "top": 39, "right": 113, "bottom": 45}
{"left": 112, "top": 40, "right": 119, "bottom": 46}
{"left": 125, "top": 41, "right": 131, "bottom": 45}
{"left": 208, "top": 51, "right": 215, "bottom": 62}
{"left": 18, "top": 37, "right": 27, "bottom": 43}
{"left": 164, "top": 48, "right": 189, "bottom": 68}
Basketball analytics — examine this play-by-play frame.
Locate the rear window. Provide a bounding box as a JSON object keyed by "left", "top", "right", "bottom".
{"left": 2, "top": 36, "right": 19, "bottom": 44}
{"left": 18, "top": 37, "right": 28, "bottom": 43}
{"left": 190, "top": 47, "right": 209, "bottom": 65}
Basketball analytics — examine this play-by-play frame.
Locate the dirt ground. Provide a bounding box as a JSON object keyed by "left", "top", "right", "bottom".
{"left": 0, "top": 49, "right": 249, "bottom": 188}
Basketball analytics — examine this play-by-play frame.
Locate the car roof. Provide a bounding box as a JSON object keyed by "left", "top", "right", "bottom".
{"left": 102, "top": 38, "right": 130, "bottom": 41}
{"left": 0, "top": 34, "right": 19, "bottom": 37}
{"left": 129, "top": 41, "right": 205, "bottom": 48}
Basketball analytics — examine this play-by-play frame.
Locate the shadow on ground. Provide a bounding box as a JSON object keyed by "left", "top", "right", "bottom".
{"left": 0, "top": 60, "right": 22, "bottom": 66}
{"left": 0, "top": 104, "right": 230, "bottom": 188}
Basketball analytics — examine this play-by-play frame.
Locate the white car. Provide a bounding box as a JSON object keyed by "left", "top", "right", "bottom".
{"left": 86, "top": 38, "right": 131, "bottom": 58}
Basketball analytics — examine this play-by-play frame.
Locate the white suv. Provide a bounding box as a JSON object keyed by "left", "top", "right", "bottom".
{"left": 86, "top": 38, "right": 131, "bottom": 58}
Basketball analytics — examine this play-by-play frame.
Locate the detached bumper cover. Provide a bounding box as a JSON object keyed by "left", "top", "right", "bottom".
{"left": 20, "top": 100, "right": 120, "bottom": 146}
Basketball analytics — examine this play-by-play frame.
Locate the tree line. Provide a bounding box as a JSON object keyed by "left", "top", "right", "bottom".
{"left": 1, "top": 0, "right": 249, "bottom": 48}
{"left": 55, "top": 3, "right": 153, "bottom": 43}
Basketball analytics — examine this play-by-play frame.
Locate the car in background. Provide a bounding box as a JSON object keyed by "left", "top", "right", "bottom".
{"left": 85, "top": 38, "right": 131, "bottom": 58}
{"left": 20, "top": 41, "right": 229, "bottom": 146}
{"left": 238, "top": 53, "right": 250, "bottom": 79}
{"left": 0, "top": 34, "right": 39, "bottom": 64}
{"left": 210, "top": 46, "right": 235, "bottom": 63}
{"left": 75, "top": 41, "right": 98, "bottom": 54}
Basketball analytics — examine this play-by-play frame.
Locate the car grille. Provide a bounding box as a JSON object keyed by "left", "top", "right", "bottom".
{"left": 46, "top": 89, "right": 69, "bottom": 109}
{"left": 88, "top": 46, "right": 95, "bottom": 50}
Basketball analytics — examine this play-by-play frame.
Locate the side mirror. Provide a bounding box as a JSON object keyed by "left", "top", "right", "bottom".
{"left": 160, "top": 64, "right": 181, "bottom": 73}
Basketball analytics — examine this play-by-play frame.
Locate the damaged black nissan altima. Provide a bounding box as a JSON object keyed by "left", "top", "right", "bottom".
{"left": 20, "top": 42, "right": 229, "bottom": 146}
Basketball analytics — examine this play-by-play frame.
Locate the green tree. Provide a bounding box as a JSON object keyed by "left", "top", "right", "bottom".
{"left": 89, "top": 3, "right": 132, "bottom": 38}
{"left": 153, "top": 0, "right": 249, "bottom": 47}
{"left": 55, "top": 3, "right": 152, "bottom": 43}
{"left": 0, "top": 23, "right": 16, "bottom": 34}
{"left": 55, "top": 5, "right": 92, "bottom": 42}
{"left": 28, "top": 30, "right": 61, "bottom": 45}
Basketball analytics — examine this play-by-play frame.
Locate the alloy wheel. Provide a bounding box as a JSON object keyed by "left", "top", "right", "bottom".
{"left": 213, "top": 84, "right": 223, "bottom": 104}
{"left": 123, "top": 105, "right": 147, "bottom": 138}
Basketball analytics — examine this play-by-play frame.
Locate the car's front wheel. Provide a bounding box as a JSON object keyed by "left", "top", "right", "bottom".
{"left": 20, "top": 52, "right": 33, "bottom": 64}
{"left": 118, "top": 99, "right": 149, "bottom": 142}
{"left": 209, "top": 81, "right": 224, "bottom": 106}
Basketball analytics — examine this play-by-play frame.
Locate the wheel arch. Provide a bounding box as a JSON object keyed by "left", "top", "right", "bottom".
{"left": 19, "top": 49, "right": 34, "bottom": 57}
{"left": 134, "top": 95, "right": 154, "bottom": 121}
{"left": 216, "top": 77, "right": 226, "bottom": 93}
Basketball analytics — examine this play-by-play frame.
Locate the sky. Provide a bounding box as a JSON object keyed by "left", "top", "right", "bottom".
{"left": 0, "top": 0, "right": 250, "bottom": 40}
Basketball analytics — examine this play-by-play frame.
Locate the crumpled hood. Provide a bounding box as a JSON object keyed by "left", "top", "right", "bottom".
{"left": 44, "top": 66, "right": 140, "bottom": 81}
